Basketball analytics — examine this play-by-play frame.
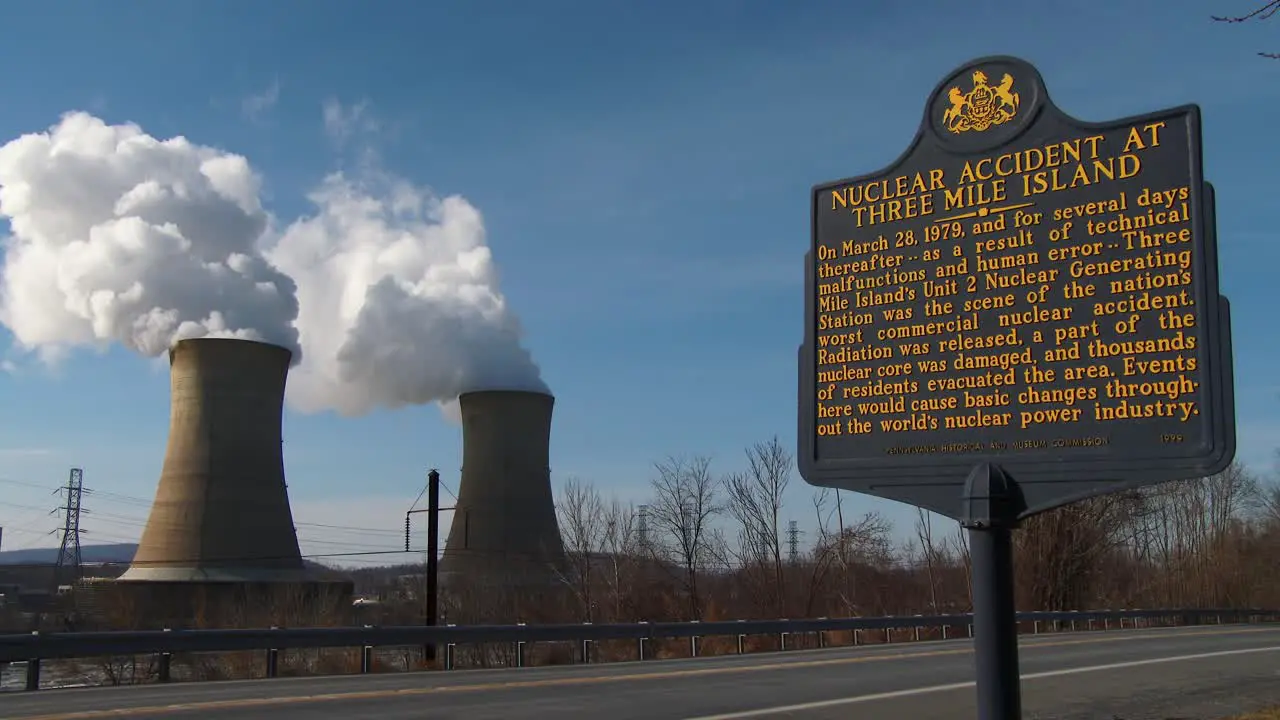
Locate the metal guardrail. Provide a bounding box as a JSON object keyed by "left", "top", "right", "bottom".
{"left": 2, "top": 608, "right": 1274, "bottom": 691}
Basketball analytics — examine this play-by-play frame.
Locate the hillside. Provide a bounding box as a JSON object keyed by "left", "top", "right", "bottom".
{"left": 0, "top": 543, "right": 138, "bottom": 565}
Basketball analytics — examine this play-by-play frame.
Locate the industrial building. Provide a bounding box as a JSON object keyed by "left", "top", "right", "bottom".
{"left": 439, "top": 390, "right": 568, "bottom": 587}
{"left": 120, "top": 338, "right": 309, "bottom": 583}
{"left": 104, "top": 338, "right": 564, "bottom": 625}
{"left": 116, "top": 338, "right": 350, "bottom": 625}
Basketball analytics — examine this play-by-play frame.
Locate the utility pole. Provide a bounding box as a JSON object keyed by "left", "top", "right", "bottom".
{"left": 406, "top": 469, "right": 447, "bottom": 664}
{"left": 426, "top": 469, "right": 440, "bottom": 661}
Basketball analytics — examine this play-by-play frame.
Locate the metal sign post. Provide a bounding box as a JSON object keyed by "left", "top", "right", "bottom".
{"left": 962, "top": 464, "right": 1024, "bottom": 719}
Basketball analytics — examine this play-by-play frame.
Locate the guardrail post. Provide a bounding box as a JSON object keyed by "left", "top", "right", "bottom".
{"left": 639, "top": 621, "right": 649, "bottom": 660}
{"left": 690, "top": 635, "right": 699, "bottom": 657}
{"left": 914, "top": 625, "right": 921, "bottom": 642}
{"left": 736, "top": 634, "right": 745, "bottom": 654}
{"left": 266, "top": 626, "right": 279, "bottom": 679}
{"left": 580, "top": 622, "right": 592, "bottom": 664}
{"left": 967, "top": 623, "right": 973, "bottom": 638}
{"left": 1032, "top": 620, "right": 1039, "bottom": 634}
{"left": 853, "top": 629, "right": 861, "bottom": 646}
{"left": 885, "top": 627, "right": 891, "bottom": 644}
{"left": 442, "top": 624, "right": 457, "bottom": 670}
{"left": 24, "top": 631, "right": 40, "bottom": 692}
{"left": 780, "top": 632, "right": 789, "bottom": 651}
{"left": 361, "top": 645, "right": 373, "bottom": 674}
{"left": 516, "top": 622, "right": 526, "bottom": 668}
{"left": 158, "top": 628, "right": 172, "bottom": 683}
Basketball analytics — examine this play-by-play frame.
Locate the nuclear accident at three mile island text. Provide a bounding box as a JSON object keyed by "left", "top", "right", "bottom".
{"left": 812, "top": 114, "right": 1214, "bottom": 461}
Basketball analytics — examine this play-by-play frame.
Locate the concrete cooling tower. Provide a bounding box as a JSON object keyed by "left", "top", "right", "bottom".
{"left": 119, "top": 338, "right": 309, "bottom": 583}
{"left": 439, "top": 390, "right": 567, "bottom": 586}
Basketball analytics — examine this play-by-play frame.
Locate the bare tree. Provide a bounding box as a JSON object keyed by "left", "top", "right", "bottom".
{"left": 799, "top": 489, "right": 836, "bottom": 615}
{"left": 1261, "top": 479, "right": 1280, "bottom": 528}
{"left": 1212, "top": 1, "right": 1280, "bottom": 58}
{"left": 648, "top": 455, "right": 721, "bottom": 620}
{"left": 1016, "top": 493, "right": 1143, "bottom": 611}
{"left": 947, "top": 525, "right": 972, "bottom": 607}
{"left": 811, "top": 490, "right": 893, "bottom": 616}
{"left": 722, "top": 436, "right": 791, "bottom": 616}
{"left": 599, "top": 499, "right": 640, "bottom": 620}
{"left": 914, "top": 507, "right": 941, "bottom": 613}
{"left": 1125, "top": 463, "right": 1262, "bottom": 606}
{"left": 556, "top": 477, "right": 607, "bottom": 621}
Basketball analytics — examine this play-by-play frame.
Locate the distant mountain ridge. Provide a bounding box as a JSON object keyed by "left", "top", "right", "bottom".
{"left": 0, "top": 543, "right": 339, "bottom": 575}
{"left": 0, "top": 543, "right": 138, "bottom": 565}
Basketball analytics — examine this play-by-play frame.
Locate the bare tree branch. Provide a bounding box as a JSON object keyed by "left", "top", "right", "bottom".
{"left": 1212, "top": 1, "right": 1280, "bottom": 58}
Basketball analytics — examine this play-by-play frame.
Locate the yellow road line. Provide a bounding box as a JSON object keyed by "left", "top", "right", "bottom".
{"left": 11, "top": 627, "right": 1275, "bottom": 720}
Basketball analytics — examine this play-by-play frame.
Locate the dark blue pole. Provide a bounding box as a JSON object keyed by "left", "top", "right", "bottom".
{"left": 961, "top": 463, "right": 1024, "bottom": 720}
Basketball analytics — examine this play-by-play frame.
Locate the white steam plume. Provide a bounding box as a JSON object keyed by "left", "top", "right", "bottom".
{"left": 269, "top": 171, "right": 548, "bottom": 417}
{"left": 0, "top": 112, "right": 300, "bottom": 362}
{"left": 0, "top": 111, "right": 545, "bottom": 417}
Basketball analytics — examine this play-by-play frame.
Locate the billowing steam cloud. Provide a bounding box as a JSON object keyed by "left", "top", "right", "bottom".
{"left": 0, "top": 112, "right": 301, "bottom": 362}
{"left": 268, "top": 172, "right": 548, "bottom": 417}
{"left": 0, "top": 111, "right": 547, "bottom": 417}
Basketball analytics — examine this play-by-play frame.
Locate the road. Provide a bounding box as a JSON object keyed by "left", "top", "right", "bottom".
{"left": 3, "top": 625, "right": 1280, "bottom": 719}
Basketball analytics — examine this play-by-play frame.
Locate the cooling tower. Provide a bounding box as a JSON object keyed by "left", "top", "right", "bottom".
{"left": 439, "top": 390, "right": 567, "bottom": 586}
{"left": 119, "top": 338, "right": 309, "bottom": 583}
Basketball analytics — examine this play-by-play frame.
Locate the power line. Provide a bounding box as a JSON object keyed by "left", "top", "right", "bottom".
{"left": 8, "top": 482, "right": 413, "bottom": 538}
{"left": 0, "top": 476, "right": 57, "bottom": 491}
{"left": 0, "top": 549, "right": 421, "bottom": 571}
{"left": 0, "top": 471, "right": 445, "bottom": 575}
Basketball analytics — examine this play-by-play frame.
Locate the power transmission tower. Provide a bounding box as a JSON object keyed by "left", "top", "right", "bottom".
{"left": 54, "top": 468, "right": 85, "bottom": 587}
{"left": 637, "top": 504, "right": 650, "bottom": 549}
{"left": 787, "top": 520, "right": 800, "bottom": 564}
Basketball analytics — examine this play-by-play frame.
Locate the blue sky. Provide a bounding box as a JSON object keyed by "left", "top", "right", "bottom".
{"left": 0, "top": 0, "right": 1276, "bottom": 565}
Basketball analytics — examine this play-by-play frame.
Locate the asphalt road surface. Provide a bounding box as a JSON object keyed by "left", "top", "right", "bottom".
{"left": 4, "top": 625, "right": 1280, "bottom": 720}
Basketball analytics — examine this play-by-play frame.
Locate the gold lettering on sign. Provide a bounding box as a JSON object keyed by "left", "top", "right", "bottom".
{"left": 812, "top": 112, "right": 1207, "bottom": 456}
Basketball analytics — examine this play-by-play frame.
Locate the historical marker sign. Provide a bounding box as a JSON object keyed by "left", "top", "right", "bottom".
{"left": 798, "top": 56, "right": 1235, "bottom": 520}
